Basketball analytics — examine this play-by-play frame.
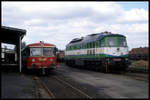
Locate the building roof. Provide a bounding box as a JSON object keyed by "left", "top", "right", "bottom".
{"left": 1, "top": 26, "right": 26, "bottom": 44}
{"left": 129, "top": 47, "right": 149, "bottom": 55}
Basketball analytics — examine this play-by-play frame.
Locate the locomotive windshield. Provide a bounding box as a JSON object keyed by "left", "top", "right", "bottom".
{"left": 107, "top": 37, "right": 116, "bottom": 47}
{"left": 118, "top": 37, "right": 127, "bottom": 47}
{"left": 106, "top": 36, "right": 127, "bottom": 47}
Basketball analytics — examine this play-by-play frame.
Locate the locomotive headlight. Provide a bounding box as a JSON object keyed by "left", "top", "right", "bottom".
{"left": 50, "top": 58, "right": 54, "bottom": 62}
{"left": 32, "top": 58, "right": 35, "bottom": 62}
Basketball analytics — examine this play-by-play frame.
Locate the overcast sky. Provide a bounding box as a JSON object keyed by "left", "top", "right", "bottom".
{"left": 2, "top": 1, "right": 149, "bottom": 50}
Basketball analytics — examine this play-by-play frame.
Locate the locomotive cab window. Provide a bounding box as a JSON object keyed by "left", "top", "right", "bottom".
{"left": 118, "top": 37, "right": 127, "bottom": 47}
{"left": 107, "top": 37, "right": 116, "bottom": 47}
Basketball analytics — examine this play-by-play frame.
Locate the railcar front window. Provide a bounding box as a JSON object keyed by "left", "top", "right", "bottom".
{"left": 43, "top": 48, "right": 54, "bottom": 56}
{"left": 30, "top": 48, "right": 42, "bottom": 56}
{"left": 107, "top": 38, "right": 116, "bottom": 47}
{"left": 118, "top": 38, "right": 127, "bottom": 47}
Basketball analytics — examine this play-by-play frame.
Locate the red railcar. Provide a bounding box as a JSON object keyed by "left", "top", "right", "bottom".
{"left": 22, "top": 41, "right": 57, "bottom": 74}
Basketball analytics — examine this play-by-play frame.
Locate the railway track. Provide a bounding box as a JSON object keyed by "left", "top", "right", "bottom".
{"left": 33, "top": 64, "right": 148, "bottom": 98}
{"left": 34, "top": 75, "right": 93, "bottom": 99}
{"left": 58, "top": 64, "right": 149, "bottom": 82}
{"left": 123, "top": 72, "right": 148, "bottom": 82}
{"left": 112, "top": 69, "right": 148, "bottom": 82}
{"left": 122, "top": 67, "right": 148, "bottom": 82}
{"left": 34, "top": 76, "right": 55, "bottom": 98}
{"left": 127, "top": 67, "right": 148, "bottom": 74}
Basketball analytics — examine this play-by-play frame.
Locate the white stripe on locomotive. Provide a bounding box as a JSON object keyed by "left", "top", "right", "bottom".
{"left": 65, "top": 47, "right": 128, "bottom": 57}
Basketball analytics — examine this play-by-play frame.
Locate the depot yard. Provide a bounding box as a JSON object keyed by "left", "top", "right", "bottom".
{"left": 2, "top": 62, "right": 148, "bottom": 99}
{"left": 2, "top": 26, "right": 148, "bottom": 98}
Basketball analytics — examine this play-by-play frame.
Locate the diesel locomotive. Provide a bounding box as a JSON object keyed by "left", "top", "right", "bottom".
{"left": 65, "top": 31, "right": 130, "bottom": 72}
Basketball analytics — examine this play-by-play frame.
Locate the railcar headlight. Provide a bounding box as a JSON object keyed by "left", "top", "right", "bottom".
{"left": 50, "top": 58, "right": 54, "bottom": 62}
{"left": 32, "top": 58, "right": 35, "bottom": 62}
{"left": 125, "top": 58, "right": 128, "bottom": 61}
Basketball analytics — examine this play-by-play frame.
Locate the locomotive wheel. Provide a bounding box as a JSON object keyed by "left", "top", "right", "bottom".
{"left": 65, "top": 61, "right": 70, "bottom": 67}
{"left": 122, "top": 65, "right": 128, "bottom": 72}
{"left": 105, "top": 61, "right": 109, "bottom": 73}
{"left": 95, "top": 66, "right": 100, "bottom": 71}
{"left": 101, "top": 61, "right": 109, "bottom": 73}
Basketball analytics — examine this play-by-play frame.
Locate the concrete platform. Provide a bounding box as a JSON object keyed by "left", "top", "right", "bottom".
{"left": 1, "top": 72, "right": 39, "bottom": 99}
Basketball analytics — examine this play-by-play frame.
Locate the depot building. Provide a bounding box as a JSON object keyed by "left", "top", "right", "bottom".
{"left": 1, "top": 26, "right": 26, "bottom": 72}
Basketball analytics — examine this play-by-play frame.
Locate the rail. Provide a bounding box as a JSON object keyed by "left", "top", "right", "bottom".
{"left": 35, "top": 76, "right": 93, "bottom": 99}
{"left": 34, "top": 76, "right": 55, "bottom": 98}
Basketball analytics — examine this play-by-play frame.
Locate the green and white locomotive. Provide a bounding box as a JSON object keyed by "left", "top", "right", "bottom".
{"left": 65, "top": 31, "right": 130, "bottom": 72}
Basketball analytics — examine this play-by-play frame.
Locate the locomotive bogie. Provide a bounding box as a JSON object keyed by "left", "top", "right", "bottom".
{"left": 65, "top": 57, "right": 129, "bottom": 72}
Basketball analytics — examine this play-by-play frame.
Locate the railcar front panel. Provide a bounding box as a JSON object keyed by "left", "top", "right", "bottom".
{"left": 26, "top": 56, "right": 56, "bottom": 69}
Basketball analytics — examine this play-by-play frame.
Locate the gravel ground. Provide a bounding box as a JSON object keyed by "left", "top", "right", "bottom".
{"left": 1, "top": 72, "right": 39, "bottom": 99}
{"left": 1, "top": 64, "right": 148, "bottom": 99}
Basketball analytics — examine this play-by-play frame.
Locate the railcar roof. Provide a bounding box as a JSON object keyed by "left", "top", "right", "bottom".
{"left": 27, "top": 42, "right": 56, "bottom": 47}
{"left": 67, "top": 32, "right": 125, "bottom": 46}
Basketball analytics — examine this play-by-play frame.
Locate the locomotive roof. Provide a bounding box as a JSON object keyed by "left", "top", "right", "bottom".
{"left": 27, "top": 42, "right": 56, "bottom": 47}
{"left": 67, "top": 31, "right": 126, "bottom": 46}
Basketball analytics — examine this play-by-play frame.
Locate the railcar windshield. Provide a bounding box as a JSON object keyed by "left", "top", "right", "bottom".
{"left": 43, "top": 48, "right": 54, "bottom": 56}
{"left": 30, "top": 48, "right": 42, "bottom": 56}
{"left": 30, "top": 47, "right": 55, "bottom": 56}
